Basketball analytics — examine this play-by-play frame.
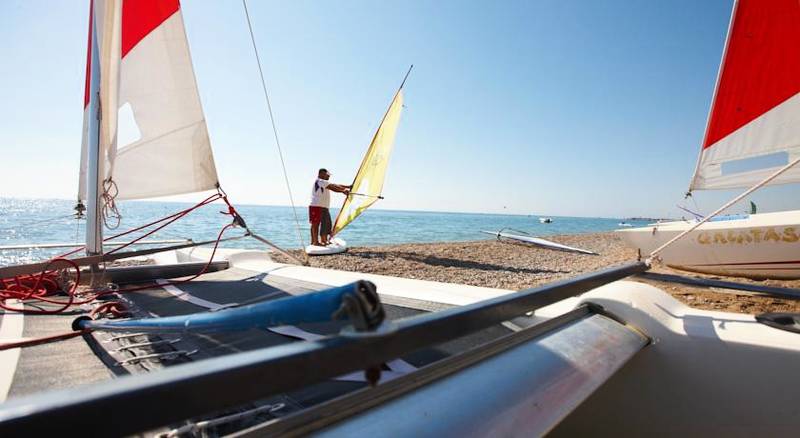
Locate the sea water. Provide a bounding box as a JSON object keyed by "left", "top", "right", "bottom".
{"left": 0, "top": 198, "right": 646, "bottom": 265}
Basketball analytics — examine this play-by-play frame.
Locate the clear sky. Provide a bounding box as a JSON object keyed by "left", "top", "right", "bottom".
{"left": 1, "top": 0, "right": 798, "bottom": 218}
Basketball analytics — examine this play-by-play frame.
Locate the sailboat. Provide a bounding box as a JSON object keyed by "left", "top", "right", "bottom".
{"left": 617, "top": 0, "right": 800, "bottom": 279}
{"left": 3, "top": 1, "right": 800, "bottom": 436}
{"left": 305, "top": 68, "right": 410, "bottom": 256}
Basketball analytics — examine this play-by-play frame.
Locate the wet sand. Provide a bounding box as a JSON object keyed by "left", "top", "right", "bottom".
{"left": 274, "top": 232, "right": 800, "bottom": 315}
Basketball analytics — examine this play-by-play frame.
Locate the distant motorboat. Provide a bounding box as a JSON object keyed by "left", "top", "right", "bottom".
{"left": 539, "top": 217, "right": 552, "bottom": 224}
{"left": 618, "top": 222, "right": 633, "bottom": 227}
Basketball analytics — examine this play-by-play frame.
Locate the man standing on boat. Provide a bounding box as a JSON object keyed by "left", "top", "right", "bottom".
{"left": 309, "top": 168, "right": 350, "bottom": 246}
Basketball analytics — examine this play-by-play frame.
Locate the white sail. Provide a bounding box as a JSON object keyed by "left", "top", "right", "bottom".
{"left": 689, "top": 0, "right": 800, "bottom": 191}
{"left": 78, "top": 0, "right": 218, "bottom": 202}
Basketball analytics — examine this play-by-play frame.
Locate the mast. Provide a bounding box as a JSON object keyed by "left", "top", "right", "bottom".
{"left": 398, "top": 64, "right": 413, "bottom": 91}
{"left": 85, "top": 3, "right": 103, "bottom": 256}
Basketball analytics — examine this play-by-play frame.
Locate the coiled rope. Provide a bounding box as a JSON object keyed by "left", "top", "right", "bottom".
{"left": 101, "top": 178, "right": 123, "bottom": 229}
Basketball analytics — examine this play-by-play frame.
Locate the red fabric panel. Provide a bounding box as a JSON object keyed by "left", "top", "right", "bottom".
{"left": 83, "top": 0, "right": 94, "bottom": 108}
{"left": 121, "top": 0, "right": 180, "bottom": 58}
{"left": 703, "top": 0, "right": 800, "bottom": 149}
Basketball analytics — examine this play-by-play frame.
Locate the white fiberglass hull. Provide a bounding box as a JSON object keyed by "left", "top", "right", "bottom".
{"left": 164, "top": 247, "right": 800, "bottom": 436}
{"left": 616, "top": 210, "right": 800, "bottom": 279}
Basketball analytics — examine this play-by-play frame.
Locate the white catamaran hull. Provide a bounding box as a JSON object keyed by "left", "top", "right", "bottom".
{"left": 616, "top": 210, "right": 800, "bottom": 279}
{"left": 162, "top": 247, "right": 800, "bottom": 436}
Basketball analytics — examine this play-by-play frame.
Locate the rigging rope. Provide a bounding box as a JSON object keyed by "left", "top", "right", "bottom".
{"left": 0, "top": 214, "right": 78, "bottom": 233}
{"left": 241, "top": 0, "right": 309, "bottom": 263}
{"left": 0, "top": 192, "right": 240, "bottom": 316}
{"left": 0, "top": 222, "right": 235, "bottom": 350}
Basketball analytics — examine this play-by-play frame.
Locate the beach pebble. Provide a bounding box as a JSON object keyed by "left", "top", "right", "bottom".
{"left": 272, "top": 232, "right": 800, "bottom": 315}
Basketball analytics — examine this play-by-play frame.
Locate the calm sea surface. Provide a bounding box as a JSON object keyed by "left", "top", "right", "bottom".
{"left": 0, "top": 198, "right": 646, "bottom": 265}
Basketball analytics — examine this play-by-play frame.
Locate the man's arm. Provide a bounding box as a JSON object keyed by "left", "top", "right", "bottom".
{"left": 327, "top": 184, "right": 352, "bottom": 194}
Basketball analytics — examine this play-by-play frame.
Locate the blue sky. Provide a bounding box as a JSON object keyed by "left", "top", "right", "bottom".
{"left": 1, "top": 0, "right": 798, "bottom": 218}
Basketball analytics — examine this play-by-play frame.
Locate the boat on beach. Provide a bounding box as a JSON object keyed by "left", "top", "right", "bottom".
{"left": 617, "top": 0, "right": 800, "bottom": 280}
{"left": 619, "top": 211, "right": 800, "bottom": 279}
{"left": 2, "top": 1, "right": 800, "bottom": 436}
{"left": 481, "top": 228, "right": 597, "bottom": 255}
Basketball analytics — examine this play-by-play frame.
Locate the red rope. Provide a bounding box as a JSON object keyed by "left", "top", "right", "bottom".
{"left": 0, "top": 190, "right": 245, "bottom": 356}
{"left": 1, "top": 192, "right": 242, "bottom": 317}
{"left": 0, "top": 222, "right": 235, "bottom": 351}
{"left": 93, "top": 222, "right": 236, "bottom": 297}
{"left": 0, "top": 330, "right": 90, "bottom": 352}
{"left": 0, "top": 258, "right": 80, "bottom": 315}
{"left": 56, "top": 192, "right": 223, "bottom": 258}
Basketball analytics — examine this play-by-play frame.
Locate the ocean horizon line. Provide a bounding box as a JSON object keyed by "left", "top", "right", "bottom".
{"left": 0, "top": 196, "right": 631, "bottom": 221}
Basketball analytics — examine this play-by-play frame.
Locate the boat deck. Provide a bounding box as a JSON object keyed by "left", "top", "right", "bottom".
{"left": 5, "top": 250, "right": 800, "bottom": 436}
{"left": 1, "top": 260, "right": 515, "bottom": 432}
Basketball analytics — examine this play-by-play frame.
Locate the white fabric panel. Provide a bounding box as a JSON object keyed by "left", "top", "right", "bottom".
{"left": 112, "top": 12, "right": 218, "bottom": 200}
{"left": 691, "top": 93, "right": 800, "bottom": 190}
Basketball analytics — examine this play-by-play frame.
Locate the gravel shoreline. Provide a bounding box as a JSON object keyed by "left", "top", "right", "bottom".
{"left": 273, "top": 232, "right": 800, "bottom": 315}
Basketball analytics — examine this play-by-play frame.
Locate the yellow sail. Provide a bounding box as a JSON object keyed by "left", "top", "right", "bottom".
{"left": 332, "top": 89, "right": 404, "bottom": 235}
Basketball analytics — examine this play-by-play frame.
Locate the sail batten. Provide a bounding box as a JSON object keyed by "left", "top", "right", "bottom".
{"left": 332, "top": 83, "right": 406, "bottom": 236}
{"left": 689, "top": 0, "right": 800, "bottom": 191}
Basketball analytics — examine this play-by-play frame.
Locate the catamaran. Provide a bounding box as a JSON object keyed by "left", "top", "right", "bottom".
{"left": 1, "top": 1, "right": 800, "bottom": 436}
{"left": 617, "top": 0, "right": 800, "bottom": 279}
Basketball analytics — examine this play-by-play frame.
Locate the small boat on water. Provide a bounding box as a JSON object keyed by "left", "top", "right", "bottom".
{"left": 539, "top": 217, "right": 552, "bottom": 224}
{"left": 617, "top": 0, "right": 800, "bottom": 280}
{"left": 2, "top": 1, "right": 800, "bottom": 436}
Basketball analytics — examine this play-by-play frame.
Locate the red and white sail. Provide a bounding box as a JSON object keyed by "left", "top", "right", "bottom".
{"left": 78, "top": 0, "right": 218, "bottom": 201}
{"left": 689, "top": 0, "right": 800, "bottom": 191}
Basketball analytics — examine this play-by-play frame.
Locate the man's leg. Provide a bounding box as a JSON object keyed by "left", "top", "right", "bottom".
{"left": 309, "top": 207, "right": 320, "bottom": 246}
{"left": 320, "top": 208, "right": 332, "bottom": 245}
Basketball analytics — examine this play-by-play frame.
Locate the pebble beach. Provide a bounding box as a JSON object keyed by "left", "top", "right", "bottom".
{"left": 275, "top": 232, "right": 800, "bottom": 315}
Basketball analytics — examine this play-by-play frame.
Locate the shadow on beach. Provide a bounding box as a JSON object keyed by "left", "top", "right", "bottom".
{"left": 350, "top": 250, "right": 569, "bottom": 275}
